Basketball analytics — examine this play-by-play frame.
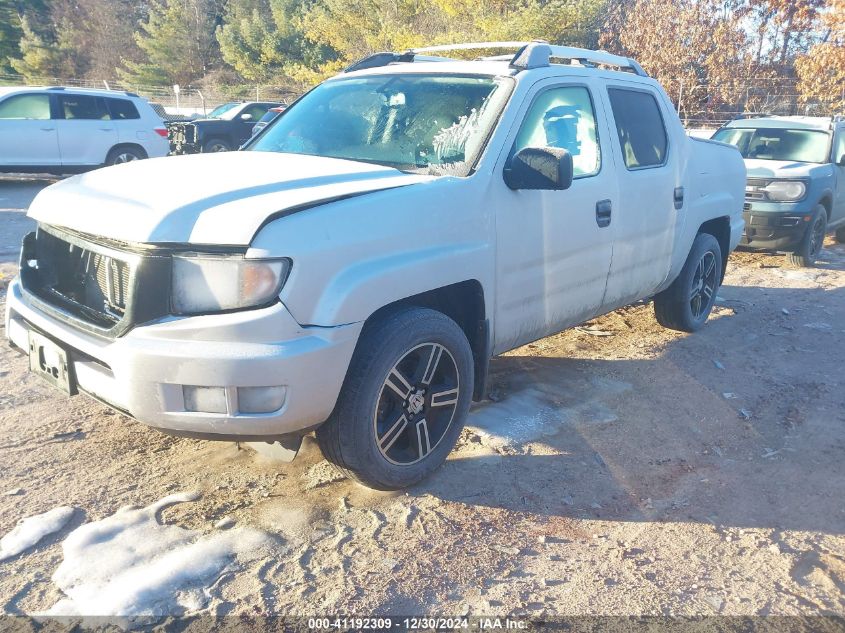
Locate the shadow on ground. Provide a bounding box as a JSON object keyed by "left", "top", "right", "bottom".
{"left": 413, "top": 283, "right": 845, "bottom": 537}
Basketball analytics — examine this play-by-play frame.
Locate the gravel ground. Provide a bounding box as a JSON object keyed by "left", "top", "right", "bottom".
{"left": 0, "top": 177, "right": 843, "bottom": 618}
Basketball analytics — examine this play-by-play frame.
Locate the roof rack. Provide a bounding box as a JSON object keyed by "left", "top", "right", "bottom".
{"left": 344, "top": 41, "right": 648, "bottom": 76}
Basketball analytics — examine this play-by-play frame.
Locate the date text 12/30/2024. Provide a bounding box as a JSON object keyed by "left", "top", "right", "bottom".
{"left": 307, "top": 617, "right": 529, "bottom": 630}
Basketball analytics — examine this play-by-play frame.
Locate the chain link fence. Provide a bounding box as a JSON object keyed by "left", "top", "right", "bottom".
{"left": 1, "top": 73, "right": 841, "bottom": 130}
{"left": 0, "top": 74, "right": 300, "bottom": 116}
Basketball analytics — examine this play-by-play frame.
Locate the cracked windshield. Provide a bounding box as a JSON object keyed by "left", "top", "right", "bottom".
{"left": 250, "top": 74, "right": 513, "bottom": 175}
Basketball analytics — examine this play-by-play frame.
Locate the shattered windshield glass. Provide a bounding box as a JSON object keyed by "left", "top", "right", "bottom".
{"left": 248, "top": 74, "right": 514, "bottom": 176}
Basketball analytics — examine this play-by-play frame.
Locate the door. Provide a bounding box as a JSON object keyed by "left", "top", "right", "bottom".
{"left": 600, "top": 84, "right": 678, "bottom": 308}
{"left": 55, "top": 94, "right": 117, "bottom": 165}
{"left": 0, "top": 93, "right": 60, "bottom": 167}
{"left": 832, "top": 127, "right": 845, "bottom": 223}
{"left": 493, "top": 80, "right": 617, "bottom": 354}
{"left": 235, "top": 104, "right": 274, "bottom": 146}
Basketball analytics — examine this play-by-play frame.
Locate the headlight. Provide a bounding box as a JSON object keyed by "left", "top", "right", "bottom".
{"left": 171, "top": 254, "right": 291, "bottom": 314}
{"left": 762, "top": 180, "right": 807, "bottom": 202}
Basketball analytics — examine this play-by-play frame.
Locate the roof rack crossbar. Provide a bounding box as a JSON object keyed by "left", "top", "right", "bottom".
{"left": 344, "top": 41, "right": 648, "bottom": 76}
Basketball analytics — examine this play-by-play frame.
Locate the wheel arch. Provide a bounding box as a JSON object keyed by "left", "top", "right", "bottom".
{"left": 358, "top": 280, "right": 489, "bottom": 402}
{"left": 105, "top": 143, "right": 148, "bottom": 164}
{"left": 698, "top": 216, "right": 731, "bottom": 283}
{"left": 818, "top": 194, "right": 833, "bottom": 220}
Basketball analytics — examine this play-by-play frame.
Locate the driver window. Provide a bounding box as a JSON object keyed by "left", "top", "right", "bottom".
{"left": 513, "top": 86, "right": 600, "bottom": 178}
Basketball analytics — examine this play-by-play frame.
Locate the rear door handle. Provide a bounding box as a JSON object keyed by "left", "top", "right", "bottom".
{"left": 674, "top": 186, "right": 685, "bottom": 210}
{"left": 40, "top": 127, "right": 54, "bottom": 132}
{"left": 596, "top": 199, "right": 612, "bottom": 228}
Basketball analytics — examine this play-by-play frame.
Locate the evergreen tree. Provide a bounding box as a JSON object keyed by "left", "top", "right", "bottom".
{"left": 0, "top": 0, "right": 23, "bottom": 75}
{"left": 10, "top": 13, "right": 78, "bottom": 80}
{"left": 217, "top": 0, "right": 335, "bottom": 84}
{"left": 120, "top": 0, "right": 226, "bottom": 86}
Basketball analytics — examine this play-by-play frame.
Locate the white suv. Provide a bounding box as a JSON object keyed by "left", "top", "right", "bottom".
{"left": 5, "top": 43, "right": 746, "bottom": 489}
{"left": 0, "top": 86, "right": 169, "bottom": 173}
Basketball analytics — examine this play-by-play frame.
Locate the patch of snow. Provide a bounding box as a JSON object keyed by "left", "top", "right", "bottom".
{"left": 468, "top": 376, "right": 632, "bottom": 451}
{"left": 468, "top": 388, "right": 569, "bottom": 451}
{"left": 45, "top": 492, "right": 272, "bottom": 618}
{"left": 0, "top": 506, "right": 75, "bottom": 561}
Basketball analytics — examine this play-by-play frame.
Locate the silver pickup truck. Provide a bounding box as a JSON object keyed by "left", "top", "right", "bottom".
{"left": 5, "top": 42, "right": 746, "bottom": 489}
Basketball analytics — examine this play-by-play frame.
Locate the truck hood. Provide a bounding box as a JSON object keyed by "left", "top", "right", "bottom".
{"left": 743, "top": 158, "right": 822, "bottom": 179}
{"left": 28, "top": 152, "right": 436, "bottom": 245}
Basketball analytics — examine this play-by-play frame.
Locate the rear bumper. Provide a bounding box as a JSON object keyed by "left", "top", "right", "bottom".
{"left": 740, "top": 204, "right": 812, "bottom": 251}
{"left": 5, "top": 278, "right": 362, "bottom": 439}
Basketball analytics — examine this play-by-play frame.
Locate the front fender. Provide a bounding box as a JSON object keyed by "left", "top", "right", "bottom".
{"left": 310, "top": 242, "right": 491, "bottom": 325}
{"left": 249, "top": 178, "right": 495, "bottom": 327}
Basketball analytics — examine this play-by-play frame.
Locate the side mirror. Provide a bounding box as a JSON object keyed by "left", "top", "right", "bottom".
{"left": 837, "top": 153, "right": 845, "bottom": 166}
{"left": 240, "top": 113, "right": 253, "bottom": 121}
{"left": 504, "top": 147, "right": 574, "bottom": 191}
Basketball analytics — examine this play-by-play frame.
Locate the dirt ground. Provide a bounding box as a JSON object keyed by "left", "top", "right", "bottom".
{"left": 1, "top": 177, "right": 844, "bottom": 619}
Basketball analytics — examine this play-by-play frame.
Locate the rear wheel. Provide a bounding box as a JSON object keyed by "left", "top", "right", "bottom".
{"left": 786, "top": 205, "right": 826, "bottom": 268}
{"left": 202, "top": 138, "right": 231, "bottom": 153}
{"left": 106, "top": 146, "right": 146, "bottom": 166}
{"left": 654, "top": 232, "right": 722, "bottom": 333}
{"left": 316, "top": 307, "right": 474, "bottom": 490}
{"left": 834, "top": 226, "right": 845, "bottom": 244}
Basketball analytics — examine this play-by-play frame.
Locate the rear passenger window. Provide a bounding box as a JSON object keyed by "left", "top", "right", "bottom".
{"left": 60, "top": 95, "right": 109, "bottom": 120}
{"left": 106, "top": 98, "right": 140, "bottom": 120}
{"left": 607, "top": 88, "right": 668, "bottom": 169}
{"left": 513, "top": 86, "right": 600, "bottom": 177}
{"left": 0, "top": 94, "right": 51, "bottom": 120}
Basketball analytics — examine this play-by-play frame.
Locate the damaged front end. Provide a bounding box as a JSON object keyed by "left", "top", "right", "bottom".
{"left": 167, "top": 122, "right": 200, "bottom": 155}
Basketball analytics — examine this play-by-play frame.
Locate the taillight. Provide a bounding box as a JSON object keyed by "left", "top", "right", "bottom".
{"left": 154, "top": 128, "right": 168, "bottom": 138}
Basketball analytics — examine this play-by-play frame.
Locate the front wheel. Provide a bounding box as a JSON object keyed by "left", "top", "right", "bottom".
{"left": 786, "top": 205, "right": 827, "bottom": 268}
{"left": 654, "top": 232, "right": 723, "bottom": 333}
{"left": 316, "top": 307, "right": 474, "bottom": 490}
{"left": 202, "top": 138, "right": 231, "bottom": 153}
{"left": 836, "top": 227, "right": 845, "bottom": 244}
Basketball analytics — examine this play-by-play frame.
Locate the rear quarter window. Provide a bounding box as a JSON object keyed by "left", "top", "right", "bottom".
{"left": 607, "top": 87, "right": 668, "bottom": 169}
{"left": 106, "top": 98, "right": 140, "bottom": 120}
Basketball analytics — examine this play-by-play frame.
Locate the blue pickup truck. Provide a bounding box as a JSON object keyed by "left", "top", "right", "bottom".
{"left": 713, "top": 116, "right": 845, "bottom": 267}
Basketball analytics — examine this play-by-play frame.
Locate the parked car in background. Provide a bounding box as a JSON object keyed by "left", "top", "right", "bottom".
{"left": 168, "top": 101, "right": 283, "bottom": 154}
{"left": 0, "top": 86, "right": 169, "bottom": 173}
{"left": 6, "top": 42, "right": 745, "bottom": 490}
{"left": 713, "top": 116, "right": 845, "bottom": 266}
{"left": 251, "top": 106, "right": 286, "bottom": 137}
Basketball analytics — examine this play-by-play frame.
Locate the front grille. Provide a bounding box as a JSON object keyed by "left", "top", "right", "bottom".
{"left": 20, "top": 226, "right": 176, "bottom": 338}
{"left": 745, "top": 178, "right": 768, "bottom": 201}
{"left": 168, "top": 123, "right": 196, "bottom": 151}
{"left": 26, "top": 229, "right": 134, "bottom": 329}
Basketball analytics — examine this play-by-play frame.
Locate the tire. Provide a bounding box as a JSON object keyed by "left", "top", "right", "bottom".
{"left": 654, "top": 232, "right": 723, "bottom": 333}
{"left": 834, "top": 226, "right": 845, "bottom": 244}
{"left": 316, "top": 307, "right": 474, "bottom": 490}
{"left": 202, "top": 138, "right": 231, "bottom": 153}
{"left": 106, "top": 146, "right": 146, "bottom": 166}
{"left": 786, "top": 205, "right": 827, "bottom": 268}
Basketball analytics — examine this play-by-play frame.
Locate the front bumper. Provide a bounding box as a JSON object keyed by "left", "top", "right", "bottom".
{"left": 5, "top": 278, "right": 362, "bottom": 439}
{"left": 740, "top": 203, "right": 814, "bottom": 251}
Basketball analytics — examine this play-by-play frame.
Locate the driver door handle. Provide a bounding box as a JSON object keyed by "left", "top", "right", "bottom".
{"left": 596, "top": 199, "right": 612, "bottom": 228}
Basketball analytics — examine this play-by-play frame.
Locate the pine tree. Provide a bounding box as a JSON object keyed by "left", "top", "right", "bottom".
{"left": 10, "top": 13, "right": 79, "bottom": 81}
{"left": 120, "top": 0, "right": 226, "bottom": 86}
{"left": 216, "top": 0, "right": 335, "bottom": 85}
